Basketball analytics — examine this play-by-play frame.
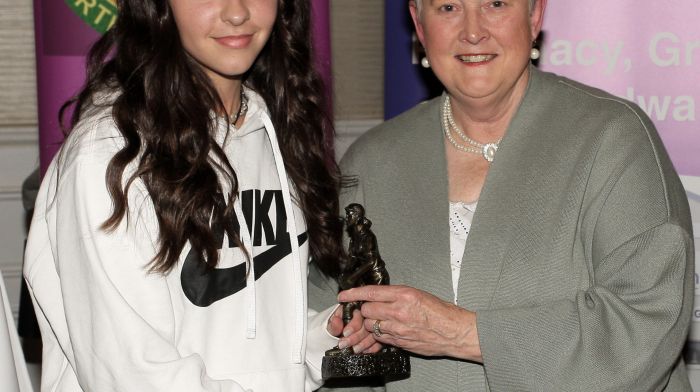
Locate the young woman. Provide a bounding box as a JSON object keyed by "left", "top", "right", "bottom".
{"left": 24, "top": 1, "right": 372, "bottom": 390}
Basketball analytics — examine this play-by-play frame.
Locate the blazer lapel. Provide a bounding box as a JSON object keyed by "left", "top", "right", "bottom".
{"left": 391, "top": 98, "right": 454, "bottom": 303}
{"left": 457, "top": 68, "right": 551, "bottom": 310}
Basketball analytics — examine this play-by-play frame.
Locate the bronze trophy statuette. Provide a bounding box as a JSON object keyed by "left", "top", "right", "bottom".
{"left": 321, "top": 203, "right": 411, "bottom": 381}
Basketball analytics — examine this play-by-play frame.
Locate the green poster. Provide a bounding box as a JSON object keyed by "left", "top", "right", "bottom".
{"left": 65, "top": 0, "right": 117, "bottom": 34}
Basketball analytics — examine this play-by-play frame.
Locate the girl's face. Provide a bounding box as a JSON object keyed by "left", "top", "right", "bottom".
{"left": 169, "top": 0, "right": 278, "bottom": 85}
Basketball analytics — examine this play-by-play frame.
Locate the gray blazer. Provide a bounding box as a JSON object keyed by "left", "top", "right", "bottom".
{"left": 309, "top": 68, "right": 694, "bottom": 391}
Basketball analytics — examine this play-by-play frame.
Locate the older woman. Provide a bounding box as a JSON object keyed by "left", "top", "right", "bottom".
{"left": 311, "top": 0, "right": 694, "bottom": 390}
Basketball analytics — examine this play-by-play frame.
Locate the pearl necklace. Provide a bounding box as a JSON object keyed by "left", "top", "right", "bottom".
{"left": 441, "top": 95, "right": 501, "bottom": 162}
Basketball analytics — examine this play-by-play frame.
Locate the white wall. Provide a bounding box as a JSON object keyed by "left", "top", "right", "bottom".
{"left": 684, "top": 176, "right": 700, "bottom": 387}
{"left": 0, "top": 130, "right": 38, "bottom": 321}
{"left": 0, "top": 0, "right": 39, "bottom": 323}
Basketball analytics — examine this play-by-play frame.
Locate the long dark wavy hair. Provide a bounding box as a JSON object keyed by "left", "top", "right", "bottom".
{"left": 60, "top": 0, "right": 344, "bottom": 278}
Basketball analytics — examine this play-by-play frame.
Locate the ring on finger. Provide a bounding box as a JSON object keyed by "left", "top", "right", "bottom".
{"left": 373, "top": 320, "right": 383, "bottom": 337}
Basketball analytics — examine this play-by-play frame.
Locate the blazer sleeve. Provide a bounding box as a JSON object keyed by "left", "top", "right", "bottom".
{"left": 24, "top": 149, "right": 250, "bottom": 392}
{"left": 476, "top": 108, "right": 694, "bottom": 391}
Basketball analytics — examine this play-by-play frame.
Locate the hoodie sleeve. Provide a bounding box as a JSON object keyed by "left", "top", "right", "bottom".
{"left": 304, "top": 305, "right": 339, "bottom": 391}
{"left": 24, "top": 144, "right": 251, "bottom": 392}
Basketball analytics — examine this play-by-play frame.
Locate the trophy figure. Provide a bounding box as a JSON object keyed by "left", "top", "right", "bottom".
{"left": 321, "top": 204, "right": 411, "bottom": 380}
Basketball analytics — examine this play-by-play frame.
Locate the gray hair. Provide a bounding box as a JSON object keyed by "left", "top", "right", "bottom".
{"left": 414, "top": 0, "right": 536, "bottom": 16}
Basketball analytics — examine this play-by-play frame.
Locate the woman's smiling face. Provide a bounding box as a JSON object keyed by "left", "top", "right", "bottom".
{"left": 410, "top": 0, "right": 545, "bottom": 103}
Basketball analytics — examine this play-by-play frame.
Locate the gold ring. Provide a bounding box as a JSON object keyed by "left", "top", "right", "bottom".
{"left": 373, "top": 320, "right": 383, "bottom": 337}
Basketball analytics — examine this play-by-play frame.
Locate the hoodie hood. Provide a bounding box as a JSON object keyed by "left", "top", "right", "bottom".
{"left": 215, "top": 86, "right": 269, "bottom": 144}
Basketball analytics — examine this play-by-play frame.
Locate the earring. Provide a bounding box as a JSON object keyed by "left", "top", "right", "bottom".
{"left": 530, "top": 47, "right": 540, "bottom": 60}
{"left": 421, "top": 57, "right": 430, "bottom": 68}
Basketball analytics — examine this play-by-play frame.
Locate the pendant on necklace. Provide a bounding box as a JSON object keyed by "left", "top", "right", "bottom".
{"left": 482, "top": 143, "right": 498, "bottom": 163}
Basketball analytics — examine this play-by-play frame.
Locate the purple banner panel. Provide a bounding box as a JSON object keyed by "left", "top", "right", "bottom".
{"left": 34, "top": 0, "right": 102, "bottom": 175}
{"left": 310, "top": 0, "right": 334, "bottom": 161}
{"left": 311, "top": 0, "right": 332, "bottom": 105}
{"left": 539, "top": 1, "right": 699, "bottom": 178}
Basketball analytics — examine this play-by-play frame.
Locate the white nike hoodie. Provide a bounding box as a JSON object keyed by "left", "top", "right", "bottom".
{"left": 23, "top": 89, "right": 338, "bottom": 392}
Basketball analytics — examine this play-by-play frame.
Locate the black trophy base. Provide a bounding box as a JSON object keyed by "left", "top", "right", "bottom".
{"left": 321, "top": 349, "right": 410, "bottom": 380}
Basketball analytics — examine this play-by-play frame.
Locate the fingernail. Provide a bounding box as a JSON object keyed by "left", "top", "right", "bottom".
{"left": 342, "top": 328, "right": 353, "bottom": 337}
{"left": 338, "top": 340, "right": 348, "bottom": 349}
{"left": 353, "top": 345, "right": 360, "bottom": 354}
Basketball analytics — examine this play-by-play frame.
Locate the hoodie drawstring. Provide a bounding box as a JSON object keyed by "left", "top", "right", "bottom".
{"left": 261, "top": 114, "right": 305, "bottom": 364}
{"left": 235, "top": 199, "right": 257, "bottom": 339}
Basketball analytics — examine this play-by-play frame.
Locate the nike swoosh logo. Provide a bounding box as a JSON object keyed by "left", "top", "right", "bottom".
{"left": 181, "top": 232, "right": 308, "bottom": 307}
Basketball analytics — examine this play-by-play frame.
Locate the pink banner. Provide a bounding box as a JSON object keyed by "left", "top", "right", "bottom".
{"left": 539, "top": 1, "right": 699, "bottom": 178}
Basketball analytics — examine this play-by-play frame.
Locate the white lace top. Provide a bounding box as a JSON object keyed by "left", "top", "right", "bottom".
{"left": 449, "top": 201, "right": 477, "bottom": 304}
